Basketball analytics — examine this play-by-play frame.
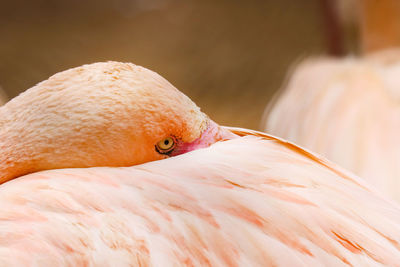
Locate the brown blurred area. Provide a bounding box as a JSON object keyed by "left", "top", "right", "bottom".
{"left": 0, "top": 0, "right": 329, "bottom": 129}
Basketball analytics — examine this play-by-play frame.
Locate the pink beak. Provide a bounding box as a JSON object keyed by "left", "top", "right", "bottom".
{"left": 170, "top": 120, "right": 237, "bottom": 156}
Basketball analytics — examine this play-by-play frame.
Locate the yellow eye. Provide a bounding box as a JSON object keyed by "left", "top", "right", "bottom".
{"left": 156, "top": 137, "right": 175, "bottom": 154}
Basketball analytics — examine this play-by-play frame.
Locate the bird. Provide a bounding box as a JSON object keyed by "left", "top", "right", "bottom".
{"left": 263, "top": 51, "right": 400, "bottom": 203}
{"left": 2, "top": 61, "right": 400, "bottom": 265}
{"left": 0, "top": 62, "right": 235, "bottom": 183}
{"left": 262, "top": 0, "right": 400, "bottom": 203}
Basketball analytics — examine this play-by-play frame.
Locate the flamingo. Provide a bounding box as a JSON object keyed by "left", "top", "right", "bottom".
{"left": 2, "top": 61, "right": 400, "bottom": 265}
{"left": 263, "top": 0, "right": 400, "bottom": 202}
{"left": 264, "top": 52, "right": 400, "bottom": 202}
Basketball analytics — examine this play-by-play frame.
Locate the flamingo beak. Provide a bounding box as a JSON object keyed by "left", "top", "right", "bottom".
{"left": 170, "top": 120, "right": 237, "bottom": 156}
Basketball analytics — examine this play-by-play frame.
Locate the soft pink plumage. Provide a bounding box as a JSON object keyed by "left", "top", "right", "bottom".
{"left": 1, "top": 129, "right": 400, "bottom": 265}
{"left": 2, "top": 62, "right": 400, "bottom": 266}
{"left": 264, "top": 50, "right": 400, "bottom": 202}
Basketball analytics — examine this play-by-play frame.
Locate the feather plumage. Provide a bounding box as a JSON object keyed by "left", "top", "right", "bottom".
{"left": 2, "top": 61, "right": 400, "bottom": 266}
{"left": 0, "top": 129, "right": 400, "bottom": 265}
{"left": 264, "top": 51, "right": 400, "bottom": 202}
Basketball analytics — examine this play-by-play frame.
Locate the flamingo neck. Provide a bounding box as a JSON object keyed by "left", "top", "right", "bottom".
{"left": 360, "top": 0, "right": 400, "bottom": 53}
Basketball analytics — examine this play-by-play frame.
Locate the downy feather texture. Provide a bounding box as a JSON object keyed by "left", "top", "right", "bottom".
{"left": 0, "top": 62, "right": 215, "bottom": 183}
{"left": 264, "top": 50, "right": 400, "bottom": 202}
{"left": 1, "top": 130, "right": 400, "bottom": 266}
{"left": 1, "top": 62, "right": 400, "bottom": 266}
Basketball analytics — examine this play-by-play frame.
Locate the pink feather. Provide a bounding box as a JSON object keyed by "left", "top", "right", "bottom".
{"left": 1, "top": 129, "right": 400, "bottom": 265}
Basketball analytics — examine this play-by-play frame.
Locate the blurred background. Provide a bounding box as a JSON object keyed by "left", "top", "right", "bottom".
{"left": 0, "top": 0, "right": 358, "bottom": 129}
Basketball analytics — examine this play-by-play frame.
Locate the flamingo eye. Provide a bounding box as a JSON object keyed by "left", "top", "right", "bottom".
{"left": 156, "top": 137, "right": 176, "bottom": 154}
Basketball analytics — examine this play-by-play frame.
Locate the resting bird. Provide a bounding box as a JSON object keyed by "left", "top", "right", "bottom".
{"left": 2, "top": 62, "right": 400, "bottom": 265}
{"left": 0, "top": 62, "right": 234, "bottom": 183}
{"left": 263, "top": 0, "right": 400, "bottom": 202}
{"left": 263, "top": 52, "right": 400, "bottom": 202}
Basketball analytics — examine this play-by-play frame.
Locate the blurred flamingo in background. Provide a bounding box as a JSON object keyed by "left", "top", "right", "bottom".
{"left": 1, "top": 62, "right": 400, "bottom": 265}
{"left": 263, "top": 0, "right": 400, "bottom": 202}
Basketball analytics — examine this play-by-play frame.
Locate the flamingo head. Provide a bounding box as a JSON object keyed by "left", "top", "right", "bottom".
{"left": 0, "top": 62, "right": 236, "bottom": 182}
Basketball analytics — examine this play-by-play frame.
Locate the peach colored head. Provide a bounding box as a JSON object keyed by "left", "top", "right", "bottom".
{"left": 0, "top": 62, "right": 235, "bottom": 183}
